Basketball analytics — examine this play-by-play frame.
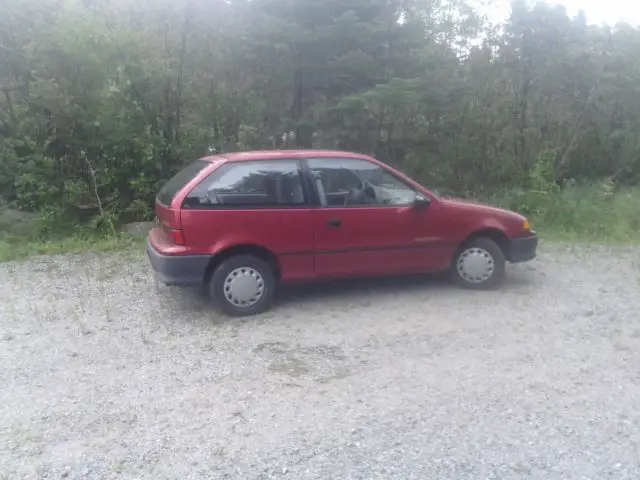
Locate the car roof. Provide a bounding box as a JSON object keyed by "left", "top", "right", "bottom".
{"left": 200, "top": 149, "right": 372, "bottom": 163}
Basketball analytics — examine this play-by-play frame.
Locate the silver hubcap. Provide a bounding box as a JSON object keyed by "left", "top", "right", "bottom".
{"left": 457, "top": 247, "right": 495, "bottom": 283}
{"left": 223, "top": 267, "right": 265, "bottom": 307}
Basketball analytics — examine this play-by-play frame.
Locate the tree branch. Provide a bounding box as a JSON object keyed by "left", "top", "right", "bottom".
{"left": 83, "top": 152, "right": 116, "bottom": 236}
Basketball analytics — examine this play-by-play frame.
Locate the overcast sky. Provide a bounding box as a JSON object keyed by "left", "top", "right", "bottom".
{"left": 484, "top": 0, "right": 640, "bottom": 26}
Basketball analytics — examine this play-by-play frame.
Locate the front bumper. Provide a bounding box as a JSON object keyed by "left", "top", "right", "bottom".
{"left": 507, "top": 233, "right": 538, "bottom": 263}
{"left": 147, "top": 239, "right": 211, "bottom": 286}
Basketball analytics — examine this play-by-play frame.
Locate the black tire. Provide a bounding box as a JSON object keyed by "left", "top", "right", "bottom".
{"left": 450, "top": 237, "right": 506, "bottom": 290}
{"left": 209, "top": 255, "right": 276, "bottom": 317}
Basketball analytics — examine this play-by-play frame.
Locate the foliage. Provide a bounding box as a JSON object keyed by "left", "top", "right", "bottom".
{"left": 1, "top": 0, "right": 640, "bottom": 233}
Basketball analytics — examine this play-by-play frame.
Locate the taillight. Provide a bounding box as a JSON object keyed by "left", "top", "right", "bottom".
{"left": 168, "top": 228, "right": 185, "bottom": 245}
{"left": 160, "top": 220, "right": 185, "bottom": 245}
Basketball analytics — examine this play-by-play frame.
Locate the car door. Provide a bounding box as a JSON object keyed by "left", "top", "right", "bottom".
{"left": 305, "top": 157, "right": 444, "bottom": 278}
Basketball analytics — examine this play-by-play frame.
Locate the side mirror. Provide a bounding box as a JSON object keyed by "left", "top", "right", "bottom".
{"left": 413, "top": 193, "right": 432, "bottom": 208}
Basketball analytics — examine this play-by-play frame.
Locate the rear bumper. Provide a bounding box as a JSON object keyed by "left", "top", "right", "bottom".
{"left": 147, "top": 239, "right": 211, "bottom": 286}
{"left": 507, "top": 233, "right": 538, "bottom": 263}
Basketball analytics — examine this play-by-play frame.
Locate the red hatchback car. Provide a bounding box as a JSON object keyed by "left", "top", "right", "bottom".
{"left": 147, "top": 150, "right": 538, "bottom": 317}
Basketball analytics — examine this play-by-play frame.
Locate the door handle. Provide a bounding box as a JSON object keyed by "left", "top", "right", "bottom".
{"left": 327, "top": 219, "right": 342, "bottom": 228}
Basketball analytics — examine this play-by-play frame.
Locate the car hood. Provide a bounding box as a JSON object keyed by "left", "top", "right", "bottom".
{"left": 440, "top": 196, "right": 525, "bottom": 220}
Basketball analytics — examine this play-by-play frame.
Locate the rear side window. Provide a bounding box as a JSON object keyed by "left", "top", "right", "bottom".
{"left": 182, "top": 160, "right": 305, "bottom": 209}
{"left": 157, "top": 160, "right": 209, "bottom": 206}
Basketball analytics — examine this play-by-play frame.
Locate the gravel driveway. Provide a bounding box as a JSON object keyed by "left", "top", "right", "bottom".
{"left": 1, "top": 245, "right": 640, "bottom": 479}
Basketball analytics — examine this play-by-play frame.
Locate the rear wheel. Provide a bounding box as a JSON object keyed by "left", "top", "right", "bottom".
{"left": 451, "top": 237, "right": 505, "bottom": 290}
{"left": 210, "top": 255, "right": 276, "bottom": 317}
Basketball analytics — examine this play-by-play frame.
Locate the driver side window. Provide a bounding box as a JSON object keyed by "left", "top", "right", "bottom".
{"left": 307, "top": 158, "right": 416, "bottom": 207}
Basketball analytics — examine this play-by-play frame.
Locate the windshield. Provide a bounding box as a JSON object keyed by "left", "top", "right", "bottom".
{"left": 156, "top": 160, "right": 209, "bottom": 206}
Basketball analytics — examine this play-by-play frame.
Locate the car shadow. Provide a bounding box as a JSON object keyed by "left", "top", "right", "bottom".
{"left": 275, "top": 264, "right": 539, "bottom": 308}
{"left": 274, "top": 272, "right": 453, "bottom": 308}
{"left": 157, "top": 266, "right": 537, "bottom": 316}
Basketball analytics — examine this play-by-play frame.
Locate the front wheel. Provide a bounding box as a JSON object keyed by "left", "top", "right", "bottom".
{"left": 451, "top": 237, "right": 506, "bottom": 290}
{"left": 210, "top": 255, "right": 276, "bottom": 317}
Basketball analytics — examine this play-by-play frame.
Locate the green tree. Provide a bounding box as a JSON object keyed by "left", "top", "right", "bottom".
{"left": 1, "top": 0, "right": 640, "bottom": 225}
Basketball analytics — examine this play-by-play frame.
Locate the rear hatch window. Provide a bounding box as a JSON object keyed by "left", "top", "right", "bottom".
{"left": 156, "top": 160, "right": 209, "bottom": 206}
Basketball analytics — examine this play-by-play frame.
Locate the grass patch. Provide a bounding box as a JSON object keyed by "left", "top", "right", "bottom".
{"left": 0, "top": 205, "right": 148, "bottom": 262}
{"left": 2, "top": 182, "right": 640, "bottom": 263}
{"left": 0, "top": 233, "right": 145, "bottom": 263}
{"left": 489, "top": 183, "right": 640, "bottom": 243}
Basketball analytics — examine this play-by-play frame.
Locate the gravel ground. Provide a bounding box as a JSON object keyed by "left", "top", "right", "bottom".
{"left": 1, "top": 245, "right": 640, "bottom": 479}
